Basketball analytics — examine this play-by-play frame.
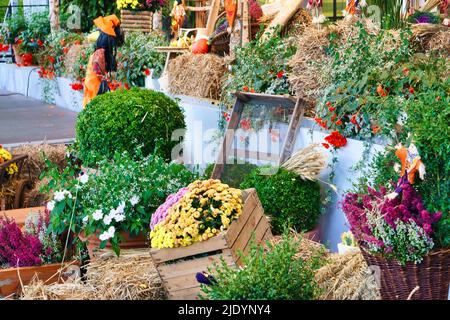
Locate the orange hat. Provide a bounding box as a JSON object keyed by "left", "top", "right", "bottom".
{"left": 93, "top": 14, "right": 121, "bottom": 37}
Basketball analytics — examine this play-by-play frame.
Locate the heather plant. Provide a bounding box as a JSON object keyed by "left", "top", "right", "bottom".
{"left": 199, "top": 234, "right": 324, "bottom": 300}
{"left": 0, "top": 218, "right": 42, "bottom": 268}
{"left": 342, "top": 184, "right": 442, "bottom": 264}
{"left": 24, "top": 211, "right": 63, "bottom": 265}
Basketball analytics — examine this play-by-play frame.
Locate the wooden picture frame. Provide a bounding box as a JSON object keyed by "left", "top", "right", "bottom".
{"left": 211, "top": 92, "right": 306, "bottom": 180}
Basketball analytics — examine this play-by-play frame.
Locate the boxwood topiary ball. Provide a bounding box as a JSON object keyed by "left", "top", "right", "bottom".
{"left": 240, "top": 167, "right": 321, "bottom": 235}
{"left": 76, "top": 88, "right": 185, "bottom": 165}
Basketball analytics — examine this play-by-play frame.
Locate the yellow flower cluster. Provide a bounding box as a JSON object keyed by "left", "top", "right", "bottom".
{"left": 117, "top": 0, "right": 142, "bottom": 10}
{"left": 150, "top": 179, "right": 243, "bottom": 249}
{"left": 0, "top": 146, "right": 18, "bottom": 176}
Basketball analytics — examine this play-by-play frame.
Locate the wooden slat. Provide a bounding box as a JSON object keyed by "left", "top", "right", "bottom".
{"left": 169, "top": 286, "right": 203, "bottom": 300}
{"left": 211, "top": 98, "right": 245, "bottom": 179}
{"left": 279, "top": 97, "right": 305, "bottom": 165}
{"left": 151, "top": 234, "right": 228, "bottom": 264}
{"left": 185, "top": 5, "right": 211, "bottom": 12}
{"left": 157, "top": 250, "right": 234, "bottom": 279}
{"left": 205, "top": 0, "right": 221, "bottom": 35}
{"left": 230, "top": 203, "right": 264, "bottom": 258}
{"left": 235, "top": 215, "right": 271, "bottom": 265}
{"left": 0, "top": 206, "right": 45, "bottom": 227}
{"left": 224, "top": 190, "right": 257, "bottom": 247}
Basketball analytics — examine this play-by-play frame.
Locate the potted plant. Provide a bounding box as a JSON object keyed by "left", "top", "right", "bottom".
{"left": 342, "top": 143, "right": 448, "bottom": 300}
{"left": 42, "top": 150, "right": 198, "bottom": 259}
{"left": 1, "top": 13, "right": 26, "bottom": 64}
{"left": 0, "top": 211, "right": 77, "bottom": 297}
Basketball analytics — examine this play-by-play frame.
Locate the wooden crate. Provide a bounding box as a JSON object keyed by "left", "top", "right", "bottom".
{"left": 150, "top": 188, "right": 272, "bottom": 300}
{"left": 121, "top": 10, "right": 153, "bottom": 33}
{"left": 1, "top": 206, "right": 45, "bottom": 228}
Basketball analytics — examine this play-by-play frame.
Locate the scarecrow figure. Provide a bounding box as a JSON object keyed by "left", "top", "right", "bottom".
{"left": 386, "top": 142, "right": 426, "bottom": 199}
{"left": 343, "top": 0, "right": 367, "bottom": 17}
{"left": 83, "top": 15, "right": 124, "bottom": 108}
{"left": 170, "top": 0, "right": 186, "bottom": 37}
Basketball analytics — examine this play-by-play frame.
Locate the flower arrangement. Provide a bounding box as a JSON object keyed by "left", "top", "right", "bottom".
{"left": 43, "top": 150, "right": 198, "bottom": 255}
{"left": 0, "top": 212, "right": 63, "bottom": 268}
{"left": 0, "top": 145, "right": 18, "bottom": 176}
{"left": 117, "top": 0, "right": 166, "bottom": 12}
{"left": 150, "top": 179, "right": 243, "bottom": 249}
{"left": 342, "top": 184, "right": 442, "bottom": 264}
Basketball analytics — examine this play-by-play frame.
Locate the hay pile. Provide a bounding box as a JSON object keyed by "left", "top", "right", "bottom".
{"left": 424, "top": 29, "right": 450, "bottom": 55}
{"left": 11, "top": 144, "right": 67, "bottom": 207}
{"left": 12, "top": 144, "right": 68, "bottom": 182}
{"left": 21, "top": 249, "right": 165, "bottom": 300}
{"left": 315, "top": 252, "right": 380, "bottom": 300}
{"left": 168, "top": 53, "right": 228, "bottom": 100}
{"left": 288, "top": 18, "right": 388, "bottom": 110}
{"left": 284, "top": 8, "right": 312, "bottom": 38}
{"left": 270, "top": 233, "right": 328, "bottom": 261}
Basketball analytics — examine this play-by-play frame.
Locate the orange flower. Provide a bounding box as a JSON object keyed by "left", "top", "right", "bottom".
{"left": 377, "top": 85, "right": 387, "bottom": 97}
{"left": 242, "top": 86, "right": 249, "bottom": 92}
{"left": 336, "top": 119, "right": 343, "bottom": 126}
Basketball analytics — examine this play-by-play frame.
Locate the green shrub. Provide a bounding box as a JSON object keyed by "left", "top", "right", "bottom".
{"left": 203, "top": 162, "right": 258, "bottom": 188}
{"left": 76, "top": 88, "right": 185, "bottom": 166}
{"left": 240, "top": 167, "right": 321, "bottom": 234}
{"left": 200, "top": 234, "right": 323, "bottom": 300}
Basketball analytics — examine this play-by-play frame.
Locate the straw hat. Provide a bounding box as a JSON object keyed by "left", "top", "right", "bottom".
{"left": 93, "top": 14, "right": 121, "bottom": 37}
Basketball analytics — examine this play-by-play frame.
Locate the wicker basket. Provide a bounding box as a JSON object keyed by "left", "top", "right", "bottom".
{"left": 210, "top": 31, "right": 230, "bottom": 56}
{"left": 361, "top": 247, "right": 450, "bottom": 300}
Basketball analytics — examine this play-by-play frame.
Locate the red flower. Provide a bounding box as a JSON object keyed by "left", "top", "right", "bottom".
{"left": 277, "top": 70, "right": 284, "bottom": 79}
{"left": 250, "top": 89, "right": 255, "bottom": 93}
{"left": 436, "top": 96, "right": 441, "bottom": 101}
{"left": 409, "top": 86, "right": 415, "bottom": 94}
{"left": 331, "top": 113, "right": 337, "bottom": 122}
{"left": 242, "top": 86, "right": 249, "bottom": 92}
{"left": 69, "top": 82, "right": 84, "bottom": 91}
{"left": 37, "top": 39, "right": 44, "bottom": 47}
{"left": 322, "top": 143, "right": 330, "bottom": 149}
{"left": 60, "top": 39, "right": 66, "bottom": 46}
{"left": 326, "top": 101, "right": 331, "bottom": 107}
{"left": 222, "top": 112, "right": 229, "bottom": 118}
{"left": 144, "top": 68, "right": 151, "bottom": 76}
{"left": 240, "top": 119, "right": 251, "bottom": 131}
{"left": 21, "top": 53, "right": 33, "bottom": 66}
{"left": 328, "top": 106, "right": 336, "bottom": 112}
{"left": 63, "top": 47, "right": 69, "bottom": 54}
{"left": 48, "top": 56, "right": 55, "bottom": 63}
{"left": 372, "top": 126, "right": 381, "bottom": 134}
{"left": 314, "top": 117, "right": 328, "bottom": 129}
{"left": 403, "top": 68, "right": 410, "bottom": 77}
{"left": 324, "top": 131, "right": 347, "bottom": 148}
{"left": 350, "top": 114, "right": 357, "bottom": 125}
{"left": 16, "top": 39, "right": 23, "bottom": 45}
{"left": 74, "top": 40, "right": 81, "bottom": 45}
{"left": 377, "top": 85, "right": 387, "bottom": 97}
{"left": 124, "top": 83, "right": 130, "bottom": 90}
{"left": 336, "top": 119, "right": 343, "bottom": 126}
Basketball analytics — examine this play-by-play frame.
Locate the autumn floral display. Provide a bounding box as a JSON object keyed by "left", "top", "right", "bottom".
{"left": 150, "top": 179, "right": 243, "bottom": 249}
{"left": 117, "top": 0, "right": 166, "bottom": 12}
{"left": 0, "top": 145, "right": 18, "bottom": 176}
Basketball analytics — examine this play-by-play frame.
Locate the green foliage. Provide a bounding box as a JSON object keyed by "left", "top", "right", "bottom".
{"left": 200, "top": 233, "right": 323, "bottom": 300}
{"left": 76, "top": 88, "right": 185, "bottom": 166}
{"left": 317, "top": 22, "right": 413, "bottom": 141}
{"left": 42, "top": 150, "right": 198, "bottom": 255}
{"left": 60, "top": 0, "right": 119, "bottom": 32}
{"left": 116, "top": 31, "right": 167, "bottom": 86}
{"left": 203, "top": 162, "right": 258, "bottom": 188}
{"left": 240, "top": 167, "right": 321, "bottom": 234}
{"left": 221, "top": 30, "right": 296, "bottom": 106}
{"left": 1, "top": 13, "right": 26, "bottom": 44}
{"left": 15, "top": 11, "right": 51, "bottom": 54}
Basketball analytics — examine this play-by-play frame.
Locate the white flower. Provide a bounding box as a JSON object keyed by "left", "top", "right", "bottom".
{"left": 78, "top": 173, "right": 89, "bottom": 184}
{"left": 103, "top": 212, "right": 114, "bottom": 225}
{"left": 64, "top": 190, "right": 73, "bottom": 199}
{"left": 54, "top": 190, "right": 66, "bottom": 202}
{"left": 99, "top": 226, "right": 115, "bottom": 241}
{"left": 47, "top": 200, "right": 55, "bottom": 211}
{"left": 82, "top": 216, "right": 89, "bottom": 223}
{"left": 92, "top": 209, "right": 103, "bottom": 221}
{"left": 114, "top": 214, "right": 125, "bottom": 222}
{"left": 117, "top": 202, "right": 126, "bottom": 214}
{"left": 130, "top": 195, "right": 140, "bottom": 206}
